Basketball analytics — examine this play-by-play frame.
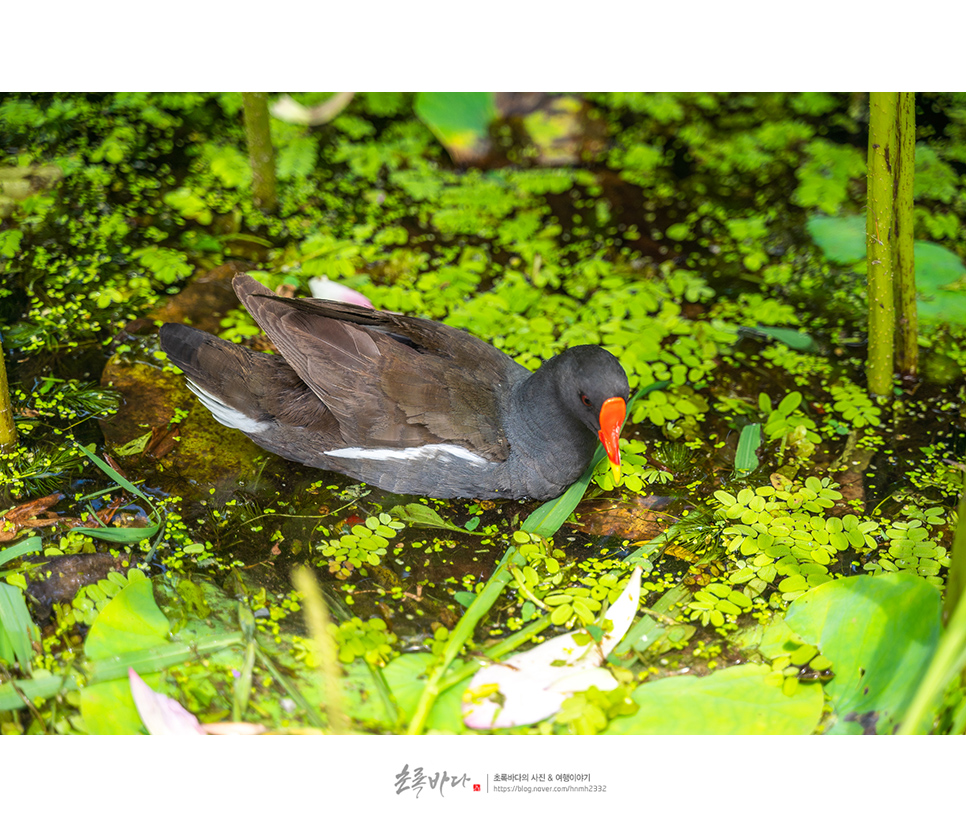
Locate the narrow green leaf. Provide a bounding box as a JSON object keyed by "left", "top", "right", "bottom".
{"left": 0, "top": 537, "right": 42, "bottom": 567}
{"left": 740, "top": 326, "right": 819, "bottom": 352}
{"left": 614, "top": 584, "right": 690, "bottom": 655}
{"left": 76, "top": 442, "right": 152, "bottom": 502}
{"left": 735, "top": 424, "right": 761, "bottom": 475}
{"left": 0, "top": 583, "right": 36, "bottom": 671}
{"left": 74, "top": 443, "right": 162, "bottom": 542}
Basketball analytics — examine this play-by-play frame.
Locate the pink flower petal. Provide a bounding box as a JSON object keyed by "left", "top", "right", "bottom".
{"left": 129, "top": 668, "right": 205, "bottom": 735}
{"left": 308, "top": 276, "right": 374, "bottom": 308}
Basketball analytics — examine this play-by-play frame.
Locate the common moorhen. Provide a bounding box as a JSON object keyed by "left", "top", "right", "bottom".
{"left": 159, "top": 273, "right": 630, "bottom": 500}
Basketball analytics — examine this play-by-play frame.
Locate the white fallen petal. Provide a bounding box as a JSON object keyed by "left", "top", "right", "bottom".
{"left": 129, "top": 668, "right": 205, "bottom": 735}
{"left": 545, "top": 667, "right": 621, "bottom": 694}
{"left": 463, "top": 567, "right": 641, "bottom": 729}
{"left": 599, "top": 564, "right": 643, "bottom": 657}
{"left": 269, "top": 95, "right": 313, "bottom": 125}
{"left": 308, "top": 275, "right": 374, "bottom": 308}
{"left": 271, "top": 93, "right": 355, "bottom": 126}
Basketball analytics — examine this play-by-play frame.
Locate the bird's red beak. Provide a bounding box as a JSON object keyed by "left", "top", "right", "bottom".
{"left": 597, "top": 396, "right": 626, "bottom": 485}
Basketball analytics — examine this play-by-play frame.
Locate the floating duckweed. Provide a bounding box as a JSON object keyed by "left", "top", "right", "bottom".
{"left": 864, "top": 519, "right": 951, "bottom": 588}
{"left": 829, "top": 382, "right": 882, "bottom": 428}
{"left": 330, "top": 616, "right": 398, "bottom": 666}
{"left": 318, "top": 513, "right": 405, "bottom": 579}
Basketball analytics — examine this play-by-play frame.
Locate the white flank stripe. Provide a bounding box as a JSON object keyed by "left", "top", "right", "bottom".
{"left": 325, "top": 443, "right": 490, "bottom": 466}
{"left": 186, "top": 380, "right": 269, "bottom": 434}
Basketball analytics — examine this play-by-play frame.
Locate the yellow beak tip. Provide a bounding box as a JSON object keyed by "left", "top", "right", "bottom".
{"left": 610, "top": 461, "right": 622, "bottom": 485}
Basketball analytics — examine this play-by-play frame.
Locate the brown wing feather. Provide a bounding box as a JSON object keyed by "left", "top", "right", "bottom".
{"left": 233, "top": 274, "right": 524, "bottom": 460}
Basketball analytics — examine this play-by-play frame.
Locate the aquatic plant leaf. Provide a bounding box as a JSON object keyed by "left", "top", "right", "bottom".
{"left": 0, "top": 228, "right": 24, "bottom": 257}
{"left": 734, "top": 423, "right": 761, "bottom": 475}
{"left": 112, "top": 432, "right": 152, "bottom": 456}
{"left": 389, "top": 502, "right": 483, "bottom": 535}
{"left": 0, "top": 582, "right": 36, "bottom": 671}
{"left": 85, "top": 577, "right": 169, "bottom": 658}
{"left": 604, "top": 663, "right": 824, "bottom": 734}
{"left": 0, "top": 536, "right": 41, "bottom": 566}
{"left": 914, "top": 241, "right": 966, "bottom": 327}
{"left": 82, "top": 675, "right": 158, "bottom": 734}
{"left": 785, "top": 572, "right": 941, "bottom": 734}
{"left": 81, "top": 577, "right": 171, "bottom": 734}
{"left": 462, "top": 568, "right": 641, "bottom": 729}
{"left": 807, "top": 216, "right": 966, "bottom": 328}
{"left": 806, "top": 214, "right": 865, "bottom": 264}
{"left": 414, "top": 92, "right": 496, "bottom": 163}
{"left": 743, "top": 326, "right": 819, "bottom": 352}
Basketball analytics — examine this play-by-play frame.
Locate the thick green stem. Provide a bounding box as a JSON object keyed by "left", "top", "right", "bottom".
{"left": 866, "top": 92, "right": 898, "bottom": 399}
{"left": 893, "top": 92, "right": 918, "bottom": 379}
{"left": 242, "top": 92, "right": 278, "bottom": 213}
{"left": 0, "top": 338, "right": 17, "bottom": 454}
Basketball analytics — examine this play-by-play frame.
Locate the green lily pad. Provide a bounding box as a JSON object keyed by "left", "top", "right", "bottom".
{"left": 806, "top": 214, "right": 966, "bottom": 328}
{"left": 806, "top": 214, "right": 866, "bottom": 264}
{"left": 604, "top": 663, "right": 824, "bottom": 734}
{"left": 85, "top": 577, "right": 169, "bottom": 658}
{"left": 914, "top": 241, "right": 966, "bottom": 326}
{"left": 81, "top": 577, "right": 171, "bottom": 734}
{"left": 785, "top": 572, "right": 941, "bottom": 734}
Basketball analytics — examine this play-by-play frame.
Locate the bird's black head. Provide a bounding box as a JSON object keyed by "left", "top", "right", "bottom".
{"left": 548, "top": 345, "right": 630, "bottom": 432}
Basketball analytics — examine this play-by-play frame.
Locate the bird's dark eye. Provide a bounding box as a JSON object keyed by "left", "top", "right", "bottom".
{"left": 580, "top": 394, "right": 592, "bottom": 407}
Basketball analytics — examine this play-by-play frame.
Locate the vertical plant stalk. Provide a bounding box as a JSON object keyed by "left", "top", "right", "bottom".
{"left": 292, "top": 566, "right": 349, "bottom": 734}
{"left": 0, "top": 336, "right": 17, "bottom": 453}
{"left": 893, "top": 92, "right": 918, "bottom": 379}
{"left": 242, "top": 92, "right": 278, "bottom": 213}
{"left": 866, "top": 92, "right": 898, "bottom": 400}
